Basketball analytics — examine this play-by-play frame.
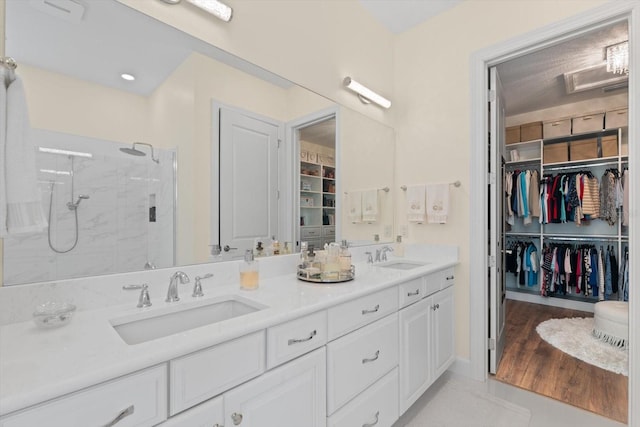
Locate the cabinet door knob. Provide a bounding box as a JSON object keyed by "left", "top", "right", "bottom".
{"left": 362, "top": 410, "right": 380, "bottom": 427}
{"left": 288, "top": 329, "right": 317, "bottom": 345}
{"left": 231, "top": 412, "right": 243, "bottom": 425}
{"left": 362, "top": 350, "right": 380, "bottom": 364}
{"left": 103, "top": 405, "right": 134, "bottom": 427}
{"left": 361, "top": 304, "right": 380, "bottom": 315}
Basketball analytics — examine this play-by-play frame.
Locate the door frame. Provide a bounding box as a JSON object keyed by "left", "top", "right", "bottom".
{"left": 285, "top": 106, "right": 340, "bottom": 251}
{"left": 468, "top": 2, "right": 638, "bottom": 424}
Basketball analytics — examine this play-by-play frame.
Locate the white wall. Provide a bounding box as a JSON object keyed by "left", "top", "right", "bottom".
{"left": 392, "top": 0, "right": 609, "bottom": 361}
{"left": 116, "top": 0, "right": 395, "bottom": 127}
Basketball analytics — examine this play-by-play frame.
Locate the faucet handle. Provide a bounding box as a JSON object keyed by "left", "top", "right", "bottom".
{"left": 122, "top": 284, "right": 152, "bottom": 308}
{"left": 193, "top": 273, "right": 214, "bottom": 298}
{"left": 365, "top": 251, "right": 374, "bottom": 264}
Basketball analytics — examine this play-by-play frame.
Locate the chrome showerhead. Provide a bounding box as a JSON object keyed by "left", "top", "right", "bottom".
{"left": 119, "top": 142, "right": 160, "bottom": 164}
{"left": 119, "top": 147, "right": 146, "bottom": 157}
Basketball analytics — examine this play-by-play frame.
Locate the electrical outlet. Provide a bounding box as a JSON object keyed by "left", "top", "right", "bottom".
{"left": 384, "top": 225, "right": 392, "bottom": 237}
{"left": 401, "top": 225, "right": 408, "bottom": 237}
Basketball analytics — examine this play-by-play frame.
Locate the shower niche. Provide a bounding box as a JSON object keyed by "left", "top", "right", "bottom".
{"left": 2, "top": 129, "right": 176, "bottom": 285}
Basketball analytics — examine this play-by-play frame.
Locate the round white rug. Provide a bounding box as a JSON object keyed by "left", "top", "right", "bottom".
{"left": 536, "top": 317, "right": 628, "bottom": 376}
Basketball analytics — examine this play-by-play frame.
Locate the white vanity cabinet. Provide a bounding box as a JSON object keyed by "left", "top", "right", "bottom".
{"left": 158, "top": 396, "right": 223, "bottom": 427}
{"left": 223, "top": 347, "right": 326, "bottom": 427}
{"left": 0, "top": 365, "right": 167, "bottom": 427}
{"left": 169, "top": 331, "right": 265, "bottom": 415}
{"left": 399, "top": 268, "right": 455, "bottom": 414}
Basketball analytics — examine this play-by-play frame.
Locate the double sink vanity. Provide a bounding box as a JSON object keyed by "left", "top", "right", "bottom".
{"left": 0, "top": 245, "right": 458, "bottom": 427}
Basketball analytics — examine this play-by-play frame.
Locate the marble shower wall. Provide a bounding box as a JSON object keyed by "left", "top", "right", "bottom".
{"left": 3, "top": 129, "right": 175, "bottom": 285}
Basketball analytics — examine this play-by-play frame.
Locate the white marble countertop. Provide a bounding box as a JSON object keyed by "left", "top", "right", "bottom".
{"left": 0, "top": 246, "right": 457, "bottom": 417}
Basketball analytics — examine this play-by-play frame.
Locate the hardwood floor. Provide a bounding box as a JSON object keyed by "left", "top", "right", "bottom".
{"left": 494, "top": 299, "right": 628, "bottom": 424}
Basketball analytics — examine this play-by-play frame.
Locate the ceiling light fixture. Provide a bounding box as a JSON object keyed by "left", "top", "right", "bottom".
{"left": 159, "top": 0, "right": 233, "bottom": 22}
{"left": 187, "top": 0, "right": 233, "bottom": 22}
{"left": 605, "top": 41, "right": 629, "bottom": 75}
{"left": 343, "top": 77, "right": 391, "bottom": 109}
{"left": 121, "top": 73, "right": 136, "bottom": 81}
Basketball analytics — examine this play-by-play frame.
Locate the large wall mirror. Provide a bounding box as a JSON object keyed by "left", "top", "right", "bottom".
{"left": 1, "top": 0, "right": 395, "bottom": 286}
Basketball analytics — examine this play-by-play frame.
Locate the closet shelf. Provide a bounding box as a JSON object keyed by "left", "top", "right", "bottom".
{"left": 543, "top": 233, "right": 621, "bottom": 241}
{"left": 543, "top": 156, "right": 620, "bottom": 170}
{"left": 505, "top": 232, "right": 541, "bottom": 237}
{"left": 505, "top": 158, "right": 541, "bottom": 166}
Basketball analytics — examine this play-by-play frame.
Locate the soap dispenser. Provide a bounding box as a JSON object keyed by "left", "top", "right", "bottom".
{"left": 339, "top": 240, "right": 352, "bottom": 279}
{"left": 240, "top": 249, "right": 259, "bottom": 290}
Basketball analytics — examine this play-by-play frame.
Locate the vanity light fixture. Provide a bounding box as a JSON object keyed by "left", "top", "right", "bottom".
{"left": 121, "top": 73, "right": 136, "bottom": 81}
{"left": 343, "top": 77, "right": 391, "bottom": 109}
{"left": 160, "top": 0, "right": 232, "bottom": 22}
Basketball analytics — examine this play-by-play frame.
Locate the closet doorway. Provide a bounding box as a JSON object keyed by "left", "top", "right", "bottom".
{"left": 471, "top": 6, "right": 637, "bottom": 427}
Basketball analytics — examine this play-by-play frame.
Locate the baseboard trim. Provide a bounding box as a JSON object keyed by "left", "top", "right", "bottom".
{"left": 448, "top": 357, "right": 473, "bottom": 379}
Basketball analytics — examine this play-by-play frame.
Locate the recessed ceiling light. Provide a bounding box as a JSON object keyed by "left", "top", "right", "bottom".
{"left": 121, "top": 73, "right": 136, "bottom": 81}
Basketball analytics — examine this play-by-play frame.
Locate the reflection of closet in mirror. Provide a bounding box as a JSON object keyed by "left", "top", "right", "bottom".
{"left": 2, "top": 130, "right": 176, "bottom": 285}
{"left": 297, "top": 117, "right": 337, "bottom": 251}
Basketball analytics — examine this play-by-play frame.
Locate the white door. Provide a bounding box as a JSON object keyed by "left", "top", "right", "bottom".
{"left": 224, "top": 347, "right": 326, "bottom": 427}
{"left": 219, "top": 107, "right": 280, "bottom": 257}
{"left": 489, "top": 66, "right": 507, "bottom": 374}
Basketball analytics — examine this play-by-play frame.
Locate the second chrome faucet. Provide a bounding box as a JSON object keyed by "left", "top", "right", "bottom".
{"left": 166, "top": 271, "right": 190, "bottom": 302}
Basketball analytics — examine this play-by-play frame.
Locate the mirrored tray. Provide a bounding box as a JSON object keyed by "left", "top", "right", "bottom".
{"left": 297, "top": 265, "right": 355, "bottom": 283}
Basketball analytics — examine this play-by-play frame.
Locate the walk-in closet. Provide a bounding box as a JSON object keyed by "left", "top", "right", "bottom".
{"left": 493, "top": 20, "right": 629, "bottom": 423}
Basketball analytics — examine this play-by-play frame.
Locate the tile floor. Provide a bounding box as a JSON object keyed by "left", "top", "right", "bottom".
{"left": 393, "top": 371, "right": 626, "bottom": 427}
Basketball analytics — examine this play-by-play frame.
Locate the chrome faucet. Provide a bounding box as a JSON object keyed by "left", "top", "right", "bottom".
{"left": 380, "top": 246, "right": 394, "bottom": 262}
{"left": 166, "top": 271, "right": 190, "bottom": 302}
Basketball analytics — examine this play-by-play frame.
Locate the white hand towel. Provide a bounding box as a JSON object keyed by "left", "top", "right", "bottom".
{"left": 2, "top": 76, "right": 47, "bottom": 236}
{"left": 347, "top": 191, "right": 362, "bottom": 223}
{"left": 361, "top": 189, "right": 378, "bottom": 223}
{"left": 426, "top": 183, "right": 450, "bottom": 224}
{"left": 406, "top": 185, "right": 426, "bottom": 223}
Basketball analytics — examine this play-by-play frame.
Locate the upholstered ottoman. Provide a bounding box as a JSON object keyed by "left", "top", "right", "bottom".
{"left": 593, "top": 301, "right": 629, "bottom": 348}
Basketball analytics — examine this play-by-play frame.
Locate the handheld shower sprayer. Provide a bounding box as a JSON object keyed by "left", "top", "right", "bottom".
{"left": 67, "top": 194, "right": 90, "bottom": 210}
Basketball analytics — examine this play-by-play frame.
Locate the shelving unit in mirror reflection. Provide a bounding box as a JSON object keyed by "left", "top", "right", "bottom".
{"left": 300, "top": 156, "right": 336, "bottom": 250}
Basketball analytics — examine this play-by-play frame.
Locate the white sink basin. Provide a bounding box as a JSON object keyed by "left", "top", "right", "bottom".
{"left": 111, "top": 295, "right": 267, "bottom": 345}
{"left": 378, "top": 260, "right": 428, "bottom": 270}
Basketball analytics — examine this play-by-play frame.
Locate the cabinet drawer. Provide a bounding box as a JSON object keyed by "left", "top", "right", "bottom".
{"left": 327, "top": 367, "right": 399, "bottom": 427}
{"left": 328, "top": 287, "right": 398, "bottom": 340}
{"left": 327, "top": 313, "right": 399, "bottom": 414}
{"left": 398, "top": 277, "right": 425, "bottom": 308}
{"left": 543, "top": 118, "right": 571, "bottom": 138}
{"left": 424, "top": 271, "right": 440, "bottom": 297}
{"left": 0, "top": 365, "right": 167, "bottom": 427}
{"left": 158, "top": 396, "right": 223, "bottom": 427}
{"left": 301, "top": 226, "right": 322, "bottom": 239}
{"left": 169, "top": 331, "right": 265, "bottom": 415}
{"left": 440, "top": 267, "right": 455, "bottom": 289}
{"left": 322, "top": 226, "right": 336, "bottom": 238}
{"left": 267, "top": 310, "right": 327, "bottom": 369}
{"left": 572, "top": 112, "right": 604, "bottom": 134}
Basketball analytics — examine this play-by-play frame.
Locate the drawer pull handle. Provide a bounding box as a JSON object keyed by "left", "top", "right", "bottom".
{"left": 407, "top": 289, "right": 420, "bottom": 296}
{"left": 446, "top": 275, "right": 454, "bottom": 280}
{"left": 362, "top": 350, "right": 380, "bottom": 364}
{"left": 288, "top": 329, "right": 317, "bottom": 345}
{"left": 231, "top": 412, "right": 243, "bottom": 425}
{"left": 363, "top": 411, "right": 380, "bottom": 427}
{"left": 362, "top": 304, "right": 380, "bottom": 315}
{"left": 103, "top": 405, "right": 134, "bottom": 427}
{"left": 582, "top": 116, "right": 592, "bottom": 120}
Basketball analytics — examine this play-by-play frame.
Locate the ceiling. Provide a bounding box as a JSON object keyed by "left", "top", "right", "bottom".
{"left": 359, "top": 0, "right": 463, "bottom": 34}
{"left": 299, "top": 118, "right": 336, "bottom": 148}
{"left": 7, "top": 0, "right": 629, "bottom": 117}
{"left": 496, "top": 20, "right": 629, "bottom": 116}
